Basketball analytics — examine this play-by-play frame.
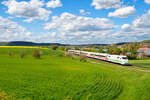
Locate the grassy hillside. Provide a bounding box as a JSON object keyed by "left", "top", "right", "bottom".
{"left": 142, "top": 40, "right": 150, "bottom": 43}
{"left": 0, "top": 47, "right": 150, "bottom": 100}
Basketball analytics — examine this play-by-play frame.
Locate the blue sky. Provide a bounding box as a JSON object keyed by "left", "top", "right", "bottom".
{"left": 0, "top": 0, "right": 150, "bottom": 44}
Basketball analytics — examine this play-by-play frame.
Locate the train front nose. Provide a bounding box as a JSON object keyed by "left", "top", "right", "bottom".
{"left": 124, "top": 59, "right": 129, "bottom": 64}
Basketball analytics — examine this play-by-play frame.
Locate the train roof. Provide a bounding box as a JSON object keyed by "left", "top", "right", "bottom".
{"left": 68, "top": 50, "right": 127, "bottom": 57}
{"left": 108, "top": 54, "right": 127, "bottom": 57}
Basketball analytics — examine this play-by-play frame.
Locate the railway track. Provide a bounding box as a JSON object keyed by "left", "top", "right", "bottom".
{"left": 127, "top": 64, "right": 150, "bottom": 69}
{"left": 73, "top": 53, "right": 150, "bottom": 70}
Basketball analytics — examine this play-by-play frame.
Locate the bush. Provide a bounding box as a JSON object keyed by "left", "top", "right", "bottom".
{"left": 65, "top": 52, "right": 72, "bottom": 56}
{"left": 20, "top": 50, "right": 25, "bottom": 58}
{"left": 65, "top": 52, "right": 74, "bottom": 59}
{"left": 58, "top": 46, "right": 65, "bottom": 51}
{"left": 80, "top": 55, "right": 87, "bottom": 62}
{"left": 64, "top": 47, "right": 71, "bottom": 51}
{"left": 57, "top": 53, "right": 64, "bottom": 57}
{"left": 0, "top": 89, "right": 9, "bottom": 100}
{"left": 0, "top": 89, "right": 31, "bottom": 100}
{"left": 50, "top": 45, "right": 58, "bottom": 50}
{"left": 8, "top": 51, "right": 13, "bottom": 56}
{"left": 32, "top": 49, "right": 41, "bottom": 59}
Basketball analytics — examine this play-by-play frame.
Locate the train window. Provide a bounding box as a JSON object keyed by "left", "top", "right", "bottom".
{"left": 122, "top": 57, "right": 127, "bottom": 59}
{"left": 91, "top": 54, "right": 95, "bottom": 56}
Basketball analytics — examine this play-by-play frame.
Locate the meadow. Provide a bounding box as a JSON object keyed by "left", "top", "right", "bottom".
{"left": 0, "top": 47, "right": 150, "bottom": 100}
{"left": 130, "top": 58, "right": 150, "bottom": 67}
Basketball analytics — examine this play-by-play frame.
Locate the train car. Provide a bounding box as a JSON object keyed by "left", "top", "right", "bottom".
{"left": 68, "top": 50, "right": 129, "bottom": 65}
{"left": 107, "top": 55, "right": 128, "bottom": 65}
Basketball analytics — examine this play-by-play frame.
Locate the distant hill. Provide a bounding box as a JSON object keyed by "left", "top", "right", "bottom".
{"left": 0, "top": 41, "right": 68, "bottom": 46}
{"left": 72, "top": 44, "right": 108, "bottom": 46}
{"left": 0, "top": 41, "right": 108, "bottom": 46}
{"left": 0, "top": 41, "right": 131, "bottom": 46}
{"left": 115, "top": 42, "right": 130, "bottom": 45}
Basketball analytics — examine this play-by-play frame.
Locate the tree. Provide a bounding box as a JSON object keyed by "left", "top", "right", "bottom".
{"left": 74, "top": 46, "right": 80, "bottom": 50}
{"left": 121, "top": 48, "right": 128, "bottom": 55}
{"left": 99, "top": 48, "right": 104, "bottom": 53}
{"left": 107, "top": 48, "right": 113, "bottom": 54}
{"left": 127, "top": 54, "right": 137, "bottom": 59}
{"left": 8, "top": 51, "right": 13, "bottom": 56}
{"left": 32, "top": 49, "right": 41, "bottom": 59}
{"left": 20, "top": 50, "right": 25, "bottom": 58}
{"left": 90, "top": 48, "right": 97, "bottom": 52}
{"left": 93, "top": 45, "right": 99, "bottom": 49}
{"left": 113, "top": 47, "right": 121, "bottom": 55}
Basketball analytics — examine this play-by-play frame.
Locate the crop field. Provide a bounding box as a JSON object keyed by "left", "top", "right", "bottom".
{"left": 130, "top": 59, "right": 150, "bottom": 67}
{"left": 0, "top": 47, "right": 150, "bottom": 100}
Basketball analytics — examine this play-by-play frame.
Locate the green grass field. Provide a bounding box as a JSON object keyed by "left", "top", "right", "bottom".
{"left": 0, "top": 48, "right": 150, "bottom": 100}
{"left": 130, "top": 59, "right": 150, "bottom": 67}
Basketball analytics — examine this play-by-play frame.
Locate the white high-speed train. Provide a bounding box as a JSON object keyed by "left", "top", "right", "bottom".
{"left": 68, "top": 50, "right": 129, "bottom": 65}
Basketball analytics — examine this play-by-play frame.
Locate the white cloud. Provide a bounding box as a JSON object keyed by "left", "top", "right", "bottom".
{"left": 0, "top": 16, "right": 56, "bottom": 43}
{"left": 1, "top": 7, "right": 150, "bottom": 44}
{"left": 46, "top": 0, "right": 62, "bottom": 8}
{"left": 79, "top": 9, "right": 91, "bottom": 15}
{"left": 2, "top": 0, "right": 51, "bottom": 22}
{"left": 114, "top": 28, "right": 150, "bottom": 43}
{"left": 44, "top": 12, "right": 114, "bottom": 32}
{"left": 115, "top": 11, "right": 150, "bottom": 43}
{"left": 121, "top": 24, "right": 131, "bottom": 31}
{"left": 129, "top": 10, "right": 150, "bottom": 39}
{"left": 43, "top": 12, "right": 120, "bottom": 44}
{"left": 0, "top": 16, "right": 25, "bottom": 34}
{"left": 108, "top": 6, "right": 136, "bottom": 18}
{"left": 43, "top": 12, "right": 150, "bottom": 44}
{"left": 0, "top": 16, "right": 33, "bottom": 41}
{"left": 23, "top": 18, "right": 34, "bottom": 23}
{"left": 91, "top": 0, "right": 121, "bottom": 10}
{"left": 0, "top": 14, "right": 118, "bottom": 44}
{"left": 133, "top": 10, "right": 150, "bottom": 28}
{"left": 108, "top": 9, "right": 150, "bottom": 43}
{"left": 144, "top": 0, "right": 150, "bottom": 4}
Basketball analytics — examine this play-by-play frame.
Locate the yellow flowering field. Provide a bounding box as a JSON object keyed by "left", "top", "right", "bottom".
{"left": 0, "top": 46, "right": 48, "bottom": 49}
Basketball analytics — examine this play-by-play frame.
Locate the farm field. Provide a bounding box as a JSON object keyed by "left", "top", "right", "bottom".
{"left": 130, "top": 59, "right": 150, "bottom": 67}
{"left": 0, "top": 48, "right": 150, "bottom": 100}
